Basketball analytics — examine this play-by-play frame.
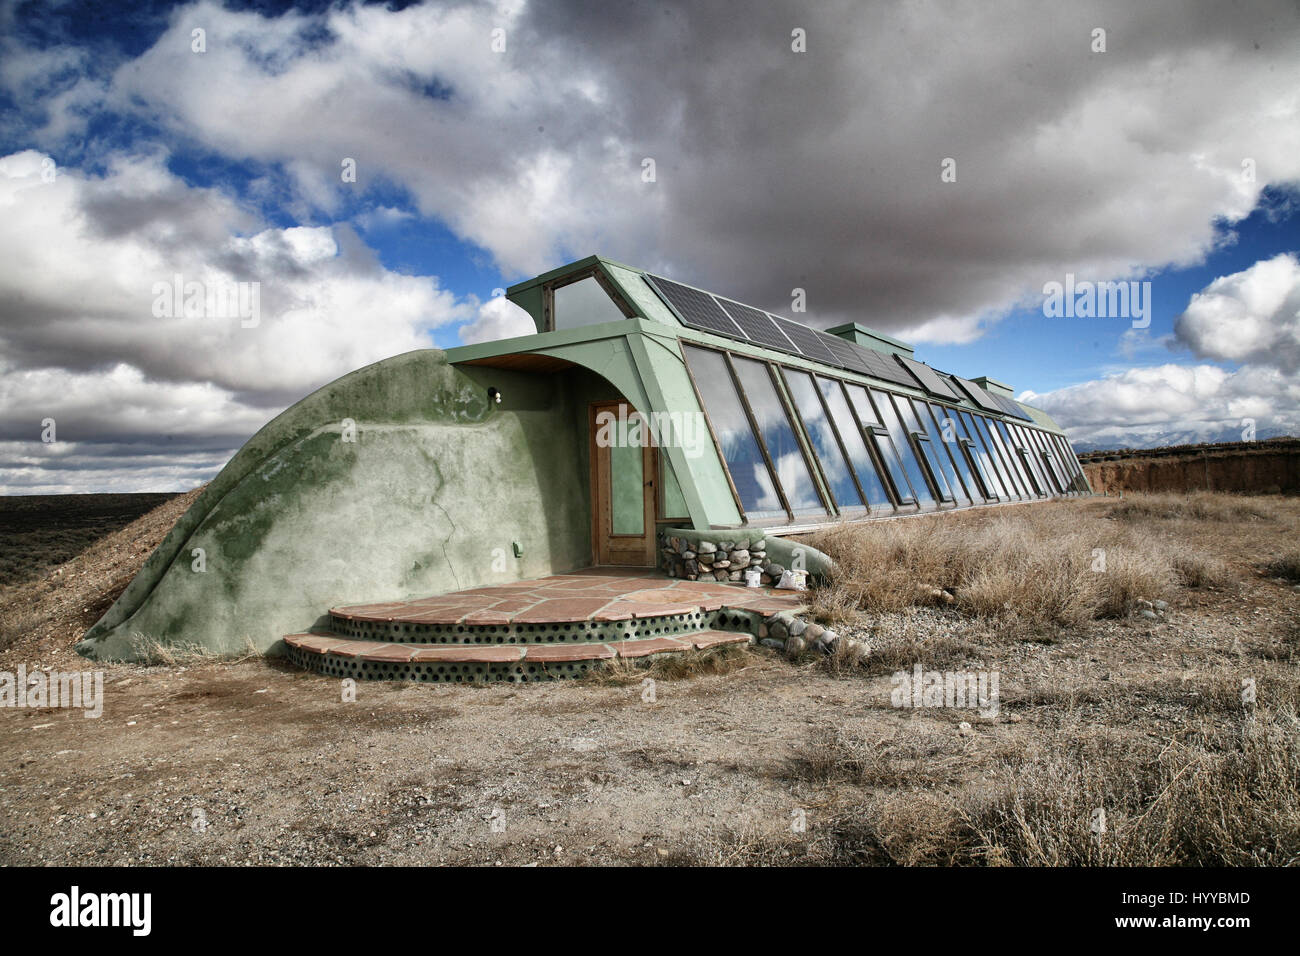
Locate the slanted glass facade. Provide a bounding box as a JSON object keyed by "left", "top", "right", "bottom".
{"left": 682, "top": 341, "right": 1087, "bottom": 526}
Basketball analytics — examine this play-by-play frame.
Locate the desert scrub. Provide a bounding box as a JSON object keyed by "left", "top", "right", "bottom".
{"left": 776, "top": 706, "right": 1300, "bottom": 866}
{"left": 1107, "top": 491, "right": 1277, "bottom": 523}
{"left": 1265, "top": 550, "right": 1300, "bottom": 582}
{"left": 969, "top": 708, "right": 1300, "bottom": 866}
{"left": 802, "top": 505, "right": 1180, "bottom": 628}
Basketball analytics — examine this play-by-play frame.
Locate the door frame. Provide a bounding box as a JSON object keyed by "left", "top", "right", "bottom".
{"left": 589, "top": 401, "right": 657, "bottom": 567}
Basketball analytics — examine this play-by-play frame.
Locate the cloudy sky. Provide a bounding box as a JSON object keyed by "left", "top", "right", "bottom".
{"left": 1, "top": 0, "right": 1297, "bottom": 492}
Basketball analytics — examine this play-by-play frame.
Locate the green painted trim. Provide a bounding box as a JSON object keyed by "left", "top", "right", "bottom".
{"left": 624, "top": 332, "right": 740, "bottom": 528}
{"left": 505, "top": 255, "right": 645, "bottom": 297}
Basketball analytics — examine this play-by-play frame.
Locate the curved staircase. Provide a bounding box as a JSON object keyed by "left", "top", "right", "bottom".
{"left": 283, "top": 569, "right": 803, "bottom": 683}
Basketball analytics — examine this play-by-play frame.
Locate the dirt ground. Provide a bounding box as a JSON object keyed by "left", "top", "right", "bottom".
{"left": 1, "top": 492, "right": 1297, "bottom": 866}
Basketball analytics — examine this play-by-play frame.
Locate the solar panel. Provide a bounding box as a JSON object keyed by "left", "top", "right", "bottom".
{"left": 991, "top": 392, "right": 1033, "bottom": 421}
{"left": 896, "top": 356, "right": 961, "bottom": 400}
{"left": 850, "top": 344, "right": 916, "bottom": 388}
{"left": 951, "top": 375, "right": 1004, "bottom": 412}
{"left": 818, "top": 332, "right": 873, "bottom": 375}
{"left": 717, "top": 299, "right": 797, "bottom": 353}
{"left": 645, "top": 275, "right": 742, "bottom": 338}
{"left": 771, "top": 315, "right": 840, "bottom": 365}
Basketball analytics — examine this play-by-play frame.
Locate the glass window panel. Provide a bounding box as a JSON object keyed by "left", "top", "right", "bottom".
{"left": 818, "top": 377, "right": 893, "bottom": 510}
{"left": 903, "top": 398, "right": 964, "bottom": 503}
{"left": 1065, "top": 439, "right": 1085, "bottom": 481}
{"left": 1019, "top": 425, "right": 1054, "bottom": 496}
{"left": 971, "top": 415, "right": 1018, "bottom": 500}
{"left": 1051, "top": 433, "right": 1080, "bottom": 485}
{"left": 993, "top": 420, "right": 1034, "bottom": 498}
{"left": 1029, "top": 429, "right": 1067, "bottom": 493}
{"left": 916, "top": 439, "right": 955, "bottom": 502}
{"left": 682, "top": 346, "right": 785, "bottom": 519}
{"left": 846, "top": 384, "right": 914, "bottom": 504}
{"left": 1051, "top": 434, "right": 1087, "bottom": 492}
{"left": 553, "top": 276, "right": 626, "bottom": 329}
{"left": 844, "top": 383, "right": 882, "bottom": 425}
{"left": 982, "top": 417, "right": 1025, "bottom": 499}
{"left": 928, "top": 403, "right": 980, "bottom": 503}
{"left": 610, "top": 434, "right": 644, "bottom": 534}
{"left": 892, "top": 395, "right": 952, "bottom": 501}
{"left": 784, "top": 371, "right": 865, "bottom": 511}
{"left": 871, "top": 389, "right": 935, "bottom": 506}
{"left": 1008, "top": 423, "right": 1047, "bottom": 495}
{"left": 957, "top": 411, "right": 1007, "bottom": 499}
{"left": 962, "top": 438, "right": 996, "bottom": 499}
{"left": 1046, "top": 434, "right": 1069, "bottom": 485}
{"left": 730, "top": 356, "right": 827, "bottom": 516}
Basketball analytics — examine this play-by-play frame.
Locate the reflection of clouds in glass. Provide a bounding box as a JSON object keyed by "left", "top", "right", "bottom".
{"left": 813, "top": 420, "right": 849, "bottom": 482}
{"left": 752, "top": 463, "right": 781, "bottom": 512}
{"left": 774, "top": 451, "right": 819, "bottom": 510}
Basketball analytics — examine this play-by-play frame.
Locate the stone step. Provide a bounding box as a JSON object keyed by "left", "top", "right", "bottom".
{"left": 282, "top": 629, "right": 752, "bottom": 683}
{"left": 321, "top": 570, "right": 801, "bottom": 645}
{"left": 324, "top": 608, "right": 712, "bottom": 645}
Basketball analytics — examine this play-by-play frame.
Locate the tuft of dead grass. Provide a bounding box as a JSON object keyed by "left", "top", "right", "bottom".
{"left": 127, "top": 633, "right": 262, "bottom": 666}
{"left": 1265, "top": 550, "right": 1300, "bottom": 582}
{"left": 581, "top": 642, "right": 760, "bottom": 686}
{"left": 1170, "top": 551, "right": 1237, "bottom": 589}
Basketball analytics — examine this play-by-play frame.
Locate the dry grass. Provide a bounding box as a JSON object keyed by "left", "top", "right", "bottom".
{"left": 582, "top": 642, "right": 760, "bottom": 686}
{"left": 0, "top": 493, "right": 180, "bottom": 588}
{"left": 1106, "top": 491, "right": 1279, "bottom": 523}
{"left": 971, "top": 709, "right": 1300, "bottom": 865}
{"left": 740, "top": 702, "right": 1300, "bottom": 866}
{"left": 1265, "top": 550, "right": 1300, "bottom": 583}
{"left": 1170, "top": 551, "right": 1237, "bottom": 589}
{"left": 127, "top": 633, "right": 263, "bottom": 666}
{"left": 802, "top": 499, "right": 1193, "bottom": 631}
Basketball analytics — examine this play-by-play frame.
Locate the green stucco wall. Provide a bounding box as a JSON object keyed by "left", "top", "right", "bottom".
{"left": 78, "top": 350, "right": 594, "bottom": 661}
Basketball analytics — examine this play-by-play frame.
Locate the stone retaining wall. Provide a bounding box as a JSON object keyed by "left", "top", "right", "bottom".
{"left": 660, "top": 531, "right": 783, "bottom": 584}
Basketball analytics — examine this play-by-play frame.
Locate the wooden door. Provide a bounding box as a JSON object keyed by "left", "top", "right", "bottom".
{"left": 591, "top": 402, "right": 656, "bottom": 566}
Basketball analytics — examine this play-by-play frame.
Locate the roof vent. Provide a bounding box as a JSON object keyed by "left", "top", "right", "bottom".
{"left": 972, "top": 376, "right": 1014, "bottom": 397}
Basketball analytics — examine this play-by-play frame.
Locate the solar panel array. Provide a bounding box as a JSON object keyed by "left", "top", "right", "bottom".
{"left": 834, "top": 337, "right": 916, "bottom": 388}
{"left": 818, "top": 332, "right": 875, "bottom": 377}
{"left": 644, "top": 272, "right": 1024, "bottom": 415}
{"left": 769, "top": 315, "right": 839, "bottom": 365}
{"left": 716, "top": 299, "right": 796, "bottom": 352}
{"left": 644, "top": 275, "right": 742, "bottom": 338}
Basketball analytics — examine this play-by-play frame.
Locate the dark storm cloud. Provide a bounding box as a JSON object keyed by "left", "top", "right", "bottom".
{"left": 516, "top": 0, "right": 1300, "bottom": 335}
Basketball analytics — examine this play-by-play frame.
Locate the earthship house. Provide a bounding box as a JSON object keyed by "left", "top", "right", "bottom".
{"left": 78, "top": 255, "right": 1090, "bottom": 678}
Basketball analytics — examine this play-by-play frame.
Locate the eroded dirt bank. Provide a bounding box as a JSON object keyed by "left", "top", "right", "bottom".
{"left": 1082, "top": 441, "right": 1299, "bottom": 495}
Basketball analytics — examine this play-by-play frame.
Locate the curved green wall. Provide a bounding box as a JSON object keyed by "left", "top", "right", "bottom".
{"left": 77, "top": 349, "right": 593, "bottom": 661}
